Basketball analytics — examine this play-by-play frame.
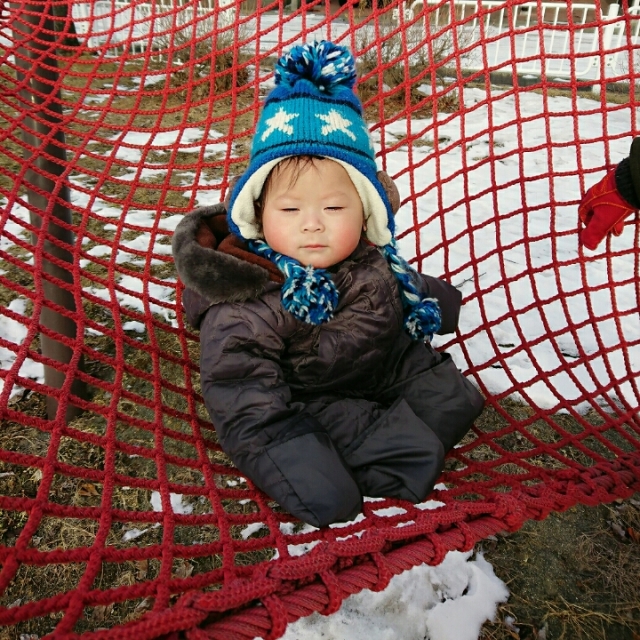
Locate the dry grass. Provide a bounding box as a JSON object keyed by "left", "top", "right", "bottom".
{"left": 2, "top": 21, "right": 640, "bottom": 640}
{"left": 355, "top": 15, "right": 464, "bottom": 123}
{"left": 480, "top": 497, "right": 640, "bottom": 640}
{"left": 0, "top": 387, "right": 274, "bottom": 636}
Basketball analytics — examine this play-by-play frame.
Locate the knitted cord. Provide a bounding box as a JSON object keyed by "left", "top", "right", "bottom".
{"left": 381, "top": 242, "right": 442, "bottom": 341}
{"left": 248, "top": 239, "right": 339, "bottom": 324}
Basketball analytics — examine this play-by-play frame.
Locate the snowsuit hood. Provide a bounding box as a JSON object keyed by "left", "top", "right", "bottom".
{"left": 171, "top": 203, "right": 282, "bottom": 327}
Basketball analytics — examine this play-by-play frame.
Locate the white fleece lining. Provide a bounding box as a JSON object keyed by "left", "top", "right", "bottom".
{"left": 333, "top": 159, "right": 392, "bottom": 247}
{"left": 230, "top": 159, "right": 282, "bottom": 240}
{"left": 229, "top": 157, "right": 392, "bottom": 246}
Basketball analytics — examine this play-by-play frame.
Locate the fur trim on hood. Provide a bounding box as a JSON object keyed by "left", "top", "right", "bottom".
{"left": 172, "top": 204, "right": 284, "bottom": 327}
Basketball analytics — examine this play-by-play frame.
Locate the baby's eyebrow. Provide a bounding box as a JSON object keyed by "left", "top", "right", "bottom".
{"left": 271, "top": 193, "right": 302, "bottom": 202}
{"left": 271, "top": 190, "right": 350, "bottom": 202}
{"left": 316, "top": 191, "right": 352, "bottom": 199}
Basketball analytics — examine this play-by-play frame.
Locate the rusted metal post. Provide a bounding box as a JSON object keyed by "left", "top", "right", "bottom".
{"left": 11, "top": 0, "right": 87, "bottom": 421}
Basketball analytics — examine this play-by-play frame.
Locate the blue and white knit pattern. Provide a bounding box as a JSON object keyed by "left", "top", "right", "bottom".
{"left": 275, "top": 40, "right": 357, "bottom": 92}
{"left": 381, "top": 242, "right": 442, "bottom": 340}
{"left": 249, "top": 239, "right": 338, "bottom": 325}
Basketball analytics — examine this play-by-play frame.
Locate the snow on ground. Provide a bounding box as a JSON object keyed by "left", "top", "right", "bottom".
{"left": 1, "top": 52, "right": 638, "bottom": 640}
{"left": 2, "top": 86, "right": 637, "bottom": 409}
{"left": 387, "top": 88, "right": 639, "bottom": 412}
{"left": 0, "top": 298, "right": 44, "bottom": 389}
{"left": 279, "top": 550, "right": 509, "bottom": 640}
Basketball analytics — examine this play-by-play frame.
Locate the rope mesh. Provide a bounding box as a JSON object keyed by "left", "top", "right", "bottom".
{"left": 0, "top": 0, "right": 639, "bottom": 637}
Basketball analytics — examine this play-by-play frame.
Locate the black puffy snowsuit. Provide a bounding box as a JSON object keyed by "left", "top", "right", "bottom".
{"left": 172, "top": 203, "right": 484, "bottom": 527}
{"left": 614, "top": 137, "right": 640, "bottom": 208}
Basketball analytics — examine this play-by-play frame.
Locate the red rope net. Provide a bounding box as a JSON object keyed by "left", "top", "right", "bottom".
{"left": 0, "top": 0, "right": 639, "bottom": 637}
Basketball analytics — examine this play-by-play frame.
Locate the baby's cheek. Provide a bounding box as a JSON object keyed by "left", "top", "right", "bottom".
{"left": 264, "top": 224, "right": 293, "bottom": 255}
{"left": 337, "top": 224, "right": 365, "bottom": 255}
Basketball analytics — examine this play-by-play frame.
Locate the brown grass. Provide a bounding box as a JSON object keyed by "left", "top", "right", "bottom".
{"left": 2, "top": 25, "right": 640, "bottom": 640}
{"left": 480, "top": 497, "right": 640, "bottom": 640}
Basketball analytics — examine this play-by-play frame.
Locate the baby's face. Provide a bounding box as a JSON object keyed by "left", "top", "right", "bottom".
{"left": 261, "top": 158, "right": 365, "bottom": 269}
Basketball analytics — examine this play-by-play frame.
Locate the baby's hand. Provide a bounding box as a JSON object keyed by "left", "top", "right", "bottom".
{"left": 578, "top": 170, "right": 637, "bottom": 250}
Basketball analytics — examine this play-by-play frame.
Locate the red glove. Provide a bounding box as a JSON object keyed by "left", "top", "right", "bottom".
{"left": 578, "top": 170, "right": 637, "bottom": 250}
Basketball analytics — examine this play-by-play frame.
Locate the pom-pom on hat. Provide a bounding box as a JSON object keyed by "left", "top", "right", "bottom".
{"left": 226, "top": 41, "right": 441, "bottom": 341}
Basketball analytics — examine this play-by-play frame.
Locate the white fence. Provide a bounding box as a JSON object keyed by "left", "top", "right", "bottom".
{"left": 70, "top": 1, "right": 640, "bottom": 82}
{"left": 397, "top": 0, "right": 640, "bottom": 80}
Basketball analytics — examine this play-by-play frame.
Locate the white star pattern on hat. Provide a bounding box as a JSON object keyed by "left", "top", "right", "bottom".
{"left": 316, "top": 110, "right": 356, "bottom": 141}
{"left": 261, "top": 108, "right": 299, "bottom": 142}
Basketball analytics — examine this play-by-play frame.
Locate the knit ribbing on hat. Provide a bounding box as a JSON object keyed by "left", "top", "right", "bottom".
{"left": 248, "top": 239, "right": 339, "bottom": 325}
{"left": 381, "top": 242, "right": 442, "bottom": 341}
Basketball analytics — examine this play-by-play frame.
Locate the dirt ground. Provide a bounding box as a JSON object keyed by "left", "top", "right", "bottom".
{"left": 480, "top": 496, "right": 640, "bottom": 640}
{"left": 2, "top": 13, "right": 639, "bottom": 639}
{"left": 0, "top": 494, "right": 638, "bottom": 639}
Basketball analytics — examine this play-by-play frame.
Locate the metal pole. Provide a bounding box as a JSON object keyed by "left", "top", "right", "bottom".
{"left": 10, "top": 0, "right": 87, "bottom": 421}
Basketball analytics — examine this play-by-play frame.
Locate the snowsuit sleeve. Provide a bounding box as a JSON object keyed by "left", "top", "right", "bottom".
{"left": 199, "top": 303, "right": 362, "bottom": 528}
{"left": 615, "top": 137, "right": 640, "bottom": 208}
{"left": 394, "top": 275, "right": 485, "bottom": 450}
{"left": 418, "top": 274, "right": 463, "bottom": 335}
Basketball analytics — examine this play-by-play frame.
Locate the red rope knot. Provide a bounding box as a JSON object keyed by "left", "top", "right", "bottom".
{"left": 317, "top": 569, "right": 344, "bottom": 615}
{"left": 369, "top": 551, "right": 394, "bottom": 592}
{"left": 262, "top": 593, "right": 289, "bottom": 640}
{"left": 176, "top": 590, "right": 202, "bottom": 613}
{"left": 519, "top": 484, "right": 560, "bottom": 520}
{"left": 611, "top": 455, "right": 640, "bottom": 495}
{"left": 575, "top": 465, "right": 617, "bottom": 505}
{"left": 492, "top": 494, "right": 527, "bottom": 532}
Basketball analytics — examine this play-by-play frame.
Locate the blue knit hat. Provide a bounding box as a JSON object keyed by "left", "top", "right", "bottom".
{"left": 227, "top": 41, "right": 441, "bottom": 341}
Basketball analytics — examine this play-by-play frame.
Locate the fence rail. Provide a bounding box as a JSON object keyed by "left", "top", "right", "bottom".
{"left": 69, "top": 0, "right": 640, "bottom": 80}
{"left": 397, "top": 0, "right": 640, "bottom": 79}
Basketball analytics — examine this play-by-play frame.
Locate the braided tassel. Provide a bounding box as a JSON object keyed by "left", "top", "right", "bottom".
{"left": 249, "top": 240, "right": 338, "bottom": 325}
{"left": 381, "top": 242, "right": 442, "bottom": 341}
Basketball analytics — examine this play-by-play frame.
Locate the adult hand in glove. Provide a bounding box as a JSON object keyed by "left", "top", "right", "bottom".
{"left": 578, "top": 170, "right": 637, "bottom": 250}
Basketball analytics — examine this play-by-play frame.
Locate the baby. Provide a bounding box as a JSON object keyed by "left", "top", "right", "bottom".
{"left": 172, "top": 41, "right": 484, "bottom": 527}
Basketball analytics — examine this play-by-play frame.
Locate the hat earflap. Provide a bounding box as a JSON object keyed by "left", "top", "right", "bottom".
{"left": 381, "top": 242, "right": 442, "bottom": 341}
{"left": 248, "top": 239, "right": 339, "bottom": 325}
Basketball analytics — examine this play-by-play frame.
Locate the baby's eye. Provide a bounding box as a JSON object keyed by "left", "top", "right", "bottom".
{"left": 281, "top": 207, "right": 299, "bottom": 212}
{"left": 325, "top": 206, "right": 344, "bottom": 211}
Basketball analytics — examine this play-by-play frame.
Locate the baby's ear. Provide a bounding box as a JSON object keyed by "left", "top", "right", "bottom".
{"left": 377, "top": 171, "right": 400, "bottom": 214}
{"left": 223, "top": 175, "right": 241, "bottom": 211}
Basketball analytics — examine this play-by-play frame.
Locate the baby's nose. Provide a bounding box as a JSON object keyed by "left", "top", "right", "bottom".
{"left": 301, "top": 210, "right": 324, "bottom": 231}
